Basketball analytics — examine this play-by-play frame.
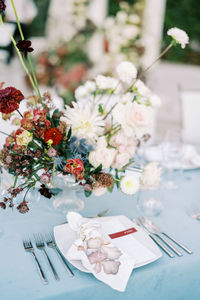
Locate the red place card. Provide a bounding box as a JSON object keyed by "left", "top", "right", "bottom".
{"left": 109, "top": 227, "right": 137, "bottom": 239}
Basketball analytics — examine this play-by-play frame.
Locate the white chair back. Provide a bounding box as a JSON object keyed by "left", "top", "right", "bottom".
{"left": 180, "top": 89, "right": 200, "bottom": 144}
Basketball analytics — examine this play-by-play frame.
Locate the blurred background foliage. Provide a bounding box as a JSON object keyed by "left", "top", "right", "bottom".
{"left": 27, "top": 0, "right": 200, "bottom": 64}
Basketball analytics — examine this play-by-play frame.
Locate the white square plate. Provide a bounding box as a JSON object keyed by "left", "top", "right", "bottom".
{"left": 54, "top": 215, "right": 162, "bottom": 273}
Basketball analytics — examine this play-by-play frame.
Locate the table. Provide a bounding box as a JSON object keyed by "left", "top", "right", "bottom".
{"left": 0, "top": 170, "right": 200, "bottom": 300}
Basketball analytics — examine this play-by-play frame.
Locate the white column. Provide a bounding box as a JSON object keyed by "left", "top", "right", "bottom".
{"left": 141, "top": 0, "right": 166, "bottom": 70}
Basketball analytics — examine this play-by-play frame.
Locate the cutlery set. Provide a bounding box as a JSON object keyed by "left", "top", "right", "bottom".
{"left": 23, "top": 233, "right": 74, "bottom": 285}
{"left": 136, "top": 216, "right": 193, "bottom": 258}
{"left": 23, "top": 212, "right": 193, "bottom": 284}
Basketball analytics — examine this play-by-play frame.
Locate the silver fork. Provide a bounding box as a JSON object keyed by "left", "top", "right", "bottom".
{"left": 135, "top": 218, "right": 175, "bottom": 258}
{"left": 45, "top": 233, "right": 74, "bottom": 277}
{"left": 34, "top": 233, "right": 60, "bottom": 281}
{"left": 139, "top": 217, "right": 183, "bottom": 257}
{"left": 141, "top": 216, "right": 193, "bottom": 254}
{"left": 23, "top": 238, "right": 48, "bottom": 285}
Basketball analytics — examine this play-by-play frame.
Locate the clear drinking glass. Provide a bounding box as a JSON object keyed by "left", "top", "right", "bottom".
{"left": 161, "top": 129, "right": 184, "bottom": 189}
{"left": 137, "top": 188, "right": 163, "bottom": 217}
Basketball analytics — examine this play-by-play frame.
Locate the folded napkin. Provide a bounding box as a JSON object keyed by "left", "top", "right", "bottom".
{"left": 66, "top": 212, "right": 135, "bottom": 292}
{"left": 143, "top": 143, "right": 200, "bottom": 169}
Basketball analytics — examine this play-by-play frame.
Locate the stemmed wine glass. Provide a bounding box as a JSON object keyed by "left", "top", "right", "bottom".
{"left": 161, "top": 129, "right": 184, "bottom": 189}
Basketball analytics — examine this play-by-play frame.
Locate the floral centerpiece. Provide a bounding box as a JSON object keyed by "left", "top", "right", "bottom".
{"left": 0, "top": 0, "right": 189, "bottom": 213}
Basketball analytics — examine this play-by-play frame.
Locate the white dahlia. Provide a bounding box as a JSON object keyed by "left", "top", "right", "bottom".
{"left": 120, "top": 175, "right": 140, "bottom": 195}
{"left": 167, "top": 27, "right": 189, "bottom": 49}
{"left": 64, "top": 102, "right": 105, "bottom": 143}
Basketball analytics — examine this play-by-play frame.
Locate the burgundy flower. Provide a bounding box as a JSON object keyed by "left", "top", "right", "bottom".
{"left": 0, "top": 87, "right": 24, "bottom": 114}
{"left": 17, "top": 201, "right": 29, "bottom": 214}
{"left": 0, "top": 202, "right": 6, "bottom": 209}
{"left": 16, "top": 40, "right": 34, "bottom": 57}
{"left": 39, "top": 184, "right": 54, "bottom": 199}
{"left": 0, "top": 0, "right": 6, "bottom": 14}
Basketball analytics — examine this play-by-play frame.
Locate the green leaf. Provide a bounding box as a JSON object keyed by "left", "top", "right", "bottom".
{"left": 91, "top": 164, "right": 102, "bottom": 175}
{"left": 84, "top": 190, "right": 92, "bottom": 197}
{"left": 108, "top": 184, "right": 114, "bottom": 193}
{"left": 98, "top": 104, "right": 103, "bottom": 114}
{"left": 67, "top": 127, "right": 72, "bottom": 140}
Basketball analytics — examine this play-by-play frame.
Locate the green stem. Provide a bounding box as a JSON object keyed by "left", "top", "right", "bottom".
{"left": 14, "top": 175, "right": 18, "bottom": 188}
{"left": 10, "top": 0, "right": 45, "bottom": 108}
{"left": 17, "top": 109, "right": 23, "bottom": 118}
{"left": 0, "top": 15, "right": 38, "bottom": 94}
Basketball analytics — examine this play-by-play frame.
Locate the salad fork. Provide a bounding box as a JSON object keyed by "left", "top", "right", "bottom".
{"left": 45, "top": 233, "right": 74, "bottom": 277}
{"left": 23, "top": 238, "right": 48, "bottom": 285}
{"left": 34, "top": 233, "right": 60, "bottom": 281}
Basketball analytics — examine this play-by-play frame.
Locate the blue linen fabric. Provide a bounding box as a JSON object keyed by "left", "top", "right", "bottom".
{"left": 0, "top": 170, "right": 200, "bottom": 300}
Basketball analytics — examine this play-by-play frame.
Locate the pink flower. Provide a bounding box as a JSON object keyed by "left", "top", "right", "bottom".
{"left": 40, "top": 173, "right": 51, "bottom": 184}
{"left": 47, "top": 147, "right": 57, "bottom": 158}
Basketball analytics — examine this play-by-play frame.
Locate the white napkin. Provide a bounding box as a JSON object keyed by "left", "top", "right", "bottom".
{"left": 144, "top": 143, "right": 200, "bottom": 169}
{"left": 66, "top": 212, "right": 135, "bottom": 292}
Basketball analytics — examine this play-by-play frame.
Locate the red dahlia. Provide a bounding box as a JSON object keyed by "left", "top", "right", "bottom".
{"left": 44, "top": 128, "right": 63, "bottom": 146}
{"left": 0, "top": 87, "right": 24, "bottom": 114}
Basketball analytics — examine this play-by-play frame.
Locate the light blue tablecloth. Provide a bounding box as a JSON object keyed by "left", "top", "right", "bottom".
{"left": 0, "top": 170, "right": 200, "bottom": 300}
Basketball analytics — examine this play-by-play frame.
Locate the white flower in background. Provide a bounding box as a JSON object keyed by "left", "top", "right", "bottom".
{"left": 120, "top": 175, "right": 140, "bottom": 195}
{"left": 75, "top": 86, "right": 88, "bottom": 101}
{"left": 89, "top": 136, "right": 116, "bottom": 169}
{"left": 84, "top": 80, "right": 96, "bottom": 93}
{"left": 116, "top": 61, "right": 137, "bottom": 84}
{"left": 116, "top": 11, "right": 127, "bottom": 23}
{"left": 96, "top": 75, "right": 118, "bottom": 90}
{"left": 128, "top": 14, "right": 140, "bottom": 24}
{"left": 113, "top": 102, "right": 153, "bottom": 138}
{"left": 64, "top": 102, "right": 105, "bottom": 143}
{"left": 123, "top": 25, "right": 139, "bottom": 40}
{"left": 104, "top": 17, "right": 115, "bottom": 29}
{"left": 167, "top": 27, "right": 189, "bottom": 49}
{"left": 148, "top": 93, "right": 161, "bottom": 107}
{"left": 140, "top": 162, "right": 162, "bottom": 190}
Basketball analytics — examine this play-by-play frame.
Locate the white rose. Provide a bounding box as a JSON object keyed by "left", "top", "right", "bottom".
{"left": 140, "top": 162, "right": 162, "bottom": 190}
{"left": 113, "top": 102, "right": 153, "bottom": 138}
{"left": 116, "top": 61, "right": 137, "bottom": 84}
{"left": 125, "top": 102, "right": 153, "bottom": 138}
{"left": 89, "top": 136, "right": 116, "bottom": 169}
{"left": 167, "top": 27, "right": 189, "bottom": 49}
{"left": 112, "top": 152, "right": 131, "bottom": 170}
